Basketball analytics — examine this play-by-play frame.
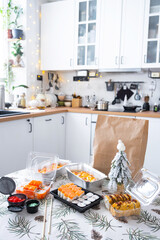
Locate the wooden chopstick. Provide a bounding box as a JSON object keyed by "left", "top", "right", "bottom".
{"left": 42, "top": 199, "right": 47, "bottom": 240}
{"left": 48, "top": 196, "right": 54, "bottom": 239}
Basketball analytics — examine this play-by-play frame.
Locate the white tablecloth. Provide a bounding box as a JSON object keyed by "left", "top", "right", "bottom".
{"left": 0, "top": 169, "right": 160, "bottom": 240}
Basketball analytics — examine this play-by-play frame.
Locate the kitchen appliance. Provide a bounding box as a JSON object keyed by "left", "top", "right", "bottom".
{"left": 123, "top": 105, "right": 141, "bottom": 112}
{"left": 0, "top": 85, "right": 5, "bottom": 110}
{"left": 96, "top": 100, "right": 108, "bottom": 111}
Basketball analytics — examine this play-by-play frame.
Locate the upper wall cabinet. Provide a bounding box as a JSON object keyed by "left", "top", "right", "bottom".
{"left": 99, "top": 0, "right": 145, "bottom": 71}
{"left": 41, "top": 0, "right": 75, "bottom": 71}
{"left": 143, "top": 0, "right": 160, "bottom": 68}
{"left": 74, "top": 0, "right": 101, "bottom": 69}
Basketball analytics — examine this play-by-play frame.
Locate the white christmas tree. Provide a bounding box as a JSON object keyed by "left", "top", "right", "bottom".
{"left": 108, "top": 139, "right": 132, "bottom": 191}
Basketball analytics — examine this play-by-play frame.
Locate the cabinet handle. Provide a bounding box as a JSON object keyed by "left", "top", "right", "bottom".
{"left": 85, "top": 117, "right": 88, "bottom": 126}
{"left": 121, "top": 56, "right": 124, "bottom": 64}
{"left": 45, "top": 119, "right": 52, "bottom": 122}
{"left": 115, "top": 56, "right": 118, "bottom": 65}
{"left": 29, "top": 122, "right": 32, "bottom": 133}
{"left": 144, "top": 55, "right": 147, "bottom": 63}
{"left": 61, "top": 116, "right": 64, "bottom": 125}
{"left": 26, "top": 119, "right": 32, "bottom": 133}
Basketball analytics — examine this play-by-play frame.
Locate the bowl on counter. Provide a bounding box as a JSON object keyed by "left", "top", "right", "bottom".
{"left": 64, "top": 102, "right": 72, "bottom": 107}
{"left": 58, "top": 95, "right": 65, "bottom": 101}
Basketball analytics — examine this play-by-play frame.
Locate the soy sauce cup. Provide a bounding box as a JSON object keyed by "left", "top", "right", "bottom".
{"left": 26, "top": 199, "right": 40, "bottom": 214}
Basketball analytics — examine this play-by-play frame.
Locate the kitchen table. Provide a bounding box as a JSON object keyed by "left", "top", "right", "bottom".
{"left": 0, "top": 169, "right": 160, "bottom": 240}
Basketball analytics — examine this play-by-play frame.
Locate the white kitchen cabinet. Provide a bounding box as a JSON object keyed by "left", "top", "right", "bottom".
{"left": 142, "top": 0, "right": 160, "bottom": 68}
{"left": 0, "top": 118, "right": 33, "bottom": 177}
{"left": 74, "top": 0, "right": 101, "bottom": 69}
{"left": 33, "top": 113, "right": 65, "bottom": 158}
{"left": 136, "top": 117, "right": 160, "bottom": 176}
{"left": 41, "top": 0, "right": 75, "bottom": 71}
{"left": 99, "top": 0, "right": 145, "bottom": 71}
{"left": 65, "top": 113, "right": 91, "bottom": 163}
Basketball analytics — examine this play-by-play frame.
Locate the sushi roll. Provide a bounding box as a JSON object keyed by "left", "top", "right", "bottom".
{"left": 86, "top": 192, "right": 93, "bottom": 198}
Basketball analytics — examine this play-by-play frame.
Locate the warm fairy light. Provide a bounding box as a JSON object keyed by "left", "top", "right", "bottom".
{"left": 27, "top": 27, "right": 30, "bottom": 31}
{"left": 31, "top": 75, "right": 34, "bottom": 78}
{"left": 37, "top": 33, "right": 39, "bottom": 36}
{"left": 42, "top": 71, "right": 45, "bottom": 74}
{"left": 29, "top": 3, "right": 32, "bottom": 7}
{"left": 67, "top": 80, "right": 70, "bottom": 82}
{"left": 33, "top": 21, "right": 36, "bottom": 24}
{"left": 36, "top": 9, "right": 39, "bottom": 13}
{"left": 31, "top": 62, "right": 34, "bottom": 65}
{"left": 100, "top": 75, "right": 102, "bottom": 78}
{"left": 36, "top": 49, "right": 39, "bottom": 53}
{"left": 39, "top": 12, "right": 41, "bottom": 18}
{"left": 29, "top": 15, "right": 32, "bottom": 19}
{"left": 29, "top": 39, "right": 32, "bottom": 43}
{"left": 37, "top": 44, "right": 39, "bottom": 48}
{"left": 31, "top": 95, "right": 35, "bottom": 100}
{"left": 38, "top": 37, "right": 40, "bottom": 41}
{"left": 38, "top": 60, "right": 41, "bottom": 64}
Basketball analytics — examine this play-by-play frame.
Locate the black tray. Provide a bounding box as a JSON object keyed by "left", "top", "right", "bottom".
{"left": 50, "top": 188, "right": 103, "bottom": 213}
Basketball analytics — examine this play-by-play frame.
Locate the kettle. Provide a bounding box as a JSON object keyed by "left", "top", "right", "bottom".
{"left": 0, "top": 85, "right": 5, "bottom": 110}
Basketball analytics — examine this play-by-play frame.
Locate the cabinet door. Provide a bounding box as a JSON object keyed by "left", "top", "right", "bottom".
{"left": 66, "top": 113, "right": 91, "bottom": 163}
{"left": 0, "top": 119, "right": 33, "bottom": 177}
{"left": 99, "top": 0, "right": 122, "bottom": 70}
{"left": 33, "top": 114, "right": 65, "bottom": 158}
{"left": 120, "top": 0, "right": 145, "bottom": 69}
{"left": 136, "top": 117, "right": 160, "bottom": 176}
{"left": 143, "top": 0, "right": 160, "bottom": 68}
{"left": 74, "top": 0, "right": 100, "bottom": 69}
{"left": 41, "top": 0, "right": 75, "bottom": 71}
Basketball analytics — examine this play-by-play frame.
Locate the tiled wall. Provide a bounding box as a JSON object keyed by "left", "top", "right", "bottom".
{"left": 44, "top": 70, "right": 160, "bottom": 109}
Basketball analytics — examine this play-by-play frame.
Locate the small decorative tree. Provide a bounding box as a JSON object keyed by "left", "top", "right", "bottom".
{"left": 108, "top": 139, "right": 132, "bottom": 192}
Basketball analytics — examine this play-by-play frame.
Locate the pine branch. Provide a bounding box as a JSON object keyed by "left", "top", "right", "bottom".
{"left": 91, "top": 229, "right": 102, "bottom": 240}
{"left": 0, "top": 207, "right": 9, "bottom": 216}
{"left": 53, "top": 218, "right": 87, "bottom": 240}
{"left": 7, "top": 216, "right": 39, "bottom": 238}
{"left": 52, "top": 203, "right": 76, "bottom": 218}
{"left": 123, "top": 228, "right": 160, "bottom": 240}
{"left": 84, "top": 210, "right": 122, "bottom": 231}
{"left": 152, "top": 209, "right": 160, "bottom": 215}
{"left": 153, "top": 198, "right": 160, "bottom": 206}
{"left": 137, "top": 210, "right": 160, "bottom": 232}
{"left": 0, "top": 194, "right": 8, "bottom": 205}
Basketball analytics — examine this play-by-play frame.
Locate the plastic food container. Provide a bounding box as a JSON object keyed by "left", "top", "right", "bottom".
{"left": 104, "top": 168, "right": 160, "bottom": 218}
{"left": 27, "top": 152, "right": 58, "bottom": 185}
{"left": 16, "top": 180, "right": 51, "bottom": 200}
{"left": 126, "top": 168, "right": 160, "bottom": 206}
{"left": 66, "top": 163, "right": 107, "bottom": 191}
{"left": 104, "top": 194, "right": 141, "bottom": 217}
{"left": 0, "top": 177, "right": 27, "bottom": 212}
{"left": 55, "top": 159, "right": 71, "bottom": 177}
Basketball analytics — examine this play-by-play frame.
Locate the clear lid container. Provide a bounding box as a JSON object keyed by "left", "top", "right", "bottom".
{"left": 126, "top": 168, "right": 160, "bottom": 206}
{"left": 26, "top": 152, "right": 58, "bottom": 185}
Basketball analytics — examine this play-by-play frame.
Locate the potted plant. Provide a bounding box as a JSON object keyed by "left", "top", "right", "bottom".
{"left": 11, "top": 4, "right": 23, "bottom": 39}
{"left": 0, "top": 0, "right": 14, "bottom": 38}
{"left": 11, "top": 40, "right": 23, "bottom": 67}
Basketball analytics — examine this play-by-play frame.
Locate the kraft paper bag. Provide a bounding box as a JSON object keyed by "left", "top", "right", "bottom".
{"left": 93, "top": 115, "right": 149, "bottom": 177}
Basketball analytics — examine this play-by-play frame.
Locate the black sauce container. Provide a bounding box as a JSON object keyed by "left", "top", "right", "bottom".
{"left": 26, "top": 199, "right": 40, "bottom": 213}
{"left": 0, "top": 177, "right": 27, "bottom": 212}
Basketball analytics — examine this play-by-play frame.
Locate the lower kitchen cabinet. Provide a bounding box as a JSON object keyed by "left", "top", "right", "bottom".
{"left": 33, "top": 113, "right": 65, "bottom": 158}
{"left": 136, "top": 117, "right": 160, "bottom": 176}
{"left": 65, "top": 113, "right": 91, "bottom": 163}
{"left": 0, "top": 118, "right": 33, "bottom": 177}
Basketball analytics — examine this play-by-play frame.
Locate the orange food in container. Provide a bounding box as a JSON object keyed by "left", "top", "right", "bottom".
{"left": 16, "top": 180, "right": 50, "bottom": 200}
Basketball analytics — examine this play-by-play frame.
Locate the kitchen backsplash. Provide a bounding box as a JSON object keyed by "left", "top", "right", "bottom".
{"left": 43, "top": 70, "right": 160, "bottom": 109}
